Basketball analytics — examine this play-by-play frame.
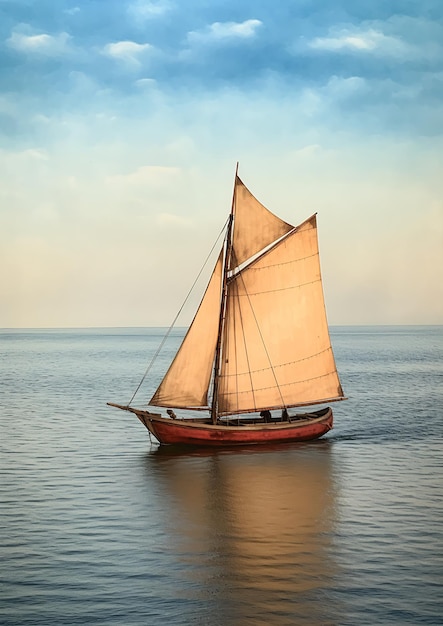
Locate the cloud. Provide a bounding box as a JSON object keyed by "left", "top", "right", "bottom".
{"left": 102, "top": 40, "right": 153, "bottom": 66}
{"left": 324, "top": 75, "right": 367, "bottom": 97}
{"left": 307, "top": 25, "right": 435, "bottom": 60}
{"left": 7, "top": 29, "right": 71, "bottom": 56}
{"left": 135, "top": 77, "right": 157, "bottom": 87}
{"left": 127, "top": 0, "right": 172, "bottom": 21}
{"left": 188, "top": 19, "right": 262, "bottom": 44}
{"left": 309, "top": 28, "right": 393, "bottom": 52}
{"left": 65, "top": 7, "right": 80, "bottom": 16}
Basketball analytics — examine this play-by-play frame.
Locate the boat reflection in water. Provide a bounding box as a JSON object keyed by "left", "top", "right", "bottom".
{"left": 145, "top": 442, "right": 342, "bottom": 624}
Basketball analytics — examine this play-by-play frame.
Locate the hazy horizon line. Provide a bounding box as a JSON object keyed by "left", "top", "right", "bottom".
{"left": 1, "top": 324, "right": 441, "bottom": 331}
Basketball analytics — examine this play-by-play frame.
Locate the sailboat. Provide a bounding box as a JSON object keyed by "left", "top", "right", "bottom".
{"left": 108, "top": 165, "right": 346, "bottom": 446}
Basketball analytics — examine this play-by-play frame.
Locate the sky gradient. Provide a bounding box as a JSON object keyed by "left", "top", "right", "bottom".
{"left": 1, "top": 0, "right": 442, "bottom": 327}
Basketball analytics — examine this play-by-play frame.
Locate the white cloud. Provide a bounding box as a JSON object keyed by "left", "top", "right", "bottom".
{"left": 290, "top": 75, "right": 368, "bottom": 122}
{"left": 135, "top": 77, "right": 157, "bottom": 87}
{"left": 65, "top": 7, "right": 80, "bottom": 16}
{"left": 7, "top": 29, "right": 71, "bottom": 55}
{"left": 188, "top": 19, "right": 262, "bottom": 44}
{"left": 102, "top": 40, "right": 153, "bottom": 66}
{"left": 308, "top": 27, "right": 415, "bottom": 58}
{"left": 304, "top": 18, "right": 443, "bottom": 62}
{"left": 324, "top": 75, "right": 367, "bottom": 96}
{"left": 128, "top": 0, "right": 172, "bottom": 21}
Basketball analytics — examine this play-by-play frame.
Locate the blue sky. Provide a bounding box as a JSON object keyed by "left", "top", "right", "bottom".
{"left": 1, "top": 0, "right": 442, "bottom": 326}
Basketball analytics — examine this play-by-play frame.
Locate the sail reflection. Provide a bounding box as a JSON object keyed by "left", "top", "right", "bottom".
{"left": 145, "top": 443, "right": 342, "bottom": 625}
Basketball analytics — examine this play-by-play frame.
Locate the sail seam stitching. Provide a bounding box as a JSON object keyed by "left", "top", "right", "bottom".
{"left": 231, "top": 277, "right": 321, "bottom": 297}
{"left": 219, "top": 347, "right": 333, "bottom": 376}
{"left": 219, "top": 369, "right": 339, "bottom": 394}
{"left": 246, "top": 252, "right": 318, "bottom": 270}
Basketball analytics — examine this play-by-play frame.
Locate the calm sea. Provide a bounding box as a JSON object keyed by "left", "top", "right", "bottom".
{"left": 1, "top": 326, "right": 442, "bottom": 625}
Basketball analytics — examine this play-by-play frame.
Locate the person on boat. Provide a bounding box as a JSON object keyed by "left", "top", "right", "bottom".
{"left": 281, "top": 408, "right": 289, "bottom": 420}
{"left": 166, "top": 409, "right": 177, "bottom": 419}
{"left": 260, "top": 410, "right": 272, "bottom": 422}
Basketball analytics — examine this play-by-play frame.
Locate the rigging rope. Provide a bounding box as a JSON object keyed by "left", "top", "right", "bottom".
{"left": 127, "top": 217, "right": 229, "bottom": 407}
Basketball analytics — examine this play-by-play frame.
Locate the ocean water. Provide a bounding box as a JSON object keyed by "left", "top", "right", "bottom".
{"left": 1, "top": 326, "right": 442, "bottom": 625}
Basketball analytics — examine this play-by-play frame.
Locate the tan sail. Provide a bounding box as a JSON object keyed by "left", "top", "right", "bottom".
{"left": 230, "top": 177, "right": 293, "bottom": 268}
{"left": 150, "top": 251, "right": 223, "bottom": 408}
{"left": 217, "top": 215, "right": 344, "bottom": 415}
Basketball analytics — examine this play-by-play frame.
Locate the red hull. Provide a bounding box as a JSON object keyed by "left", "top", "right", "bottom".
{"left": 132, "top": 407, "right": 333, "bottom": 447}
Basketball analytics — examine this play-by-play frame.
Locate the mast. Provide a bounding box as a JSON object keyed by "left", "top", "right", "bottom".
{"left": 211, "top": 162, "right": 238, "bottom": 424}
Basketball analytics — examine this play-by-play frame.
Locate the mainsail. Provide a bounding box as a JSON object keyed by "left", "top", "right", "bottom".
{"left": 149, "top": 175, "right": 344, "bottom": 416}
{"left": 218, "top": 215, "right": 344, "bottom": 415}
